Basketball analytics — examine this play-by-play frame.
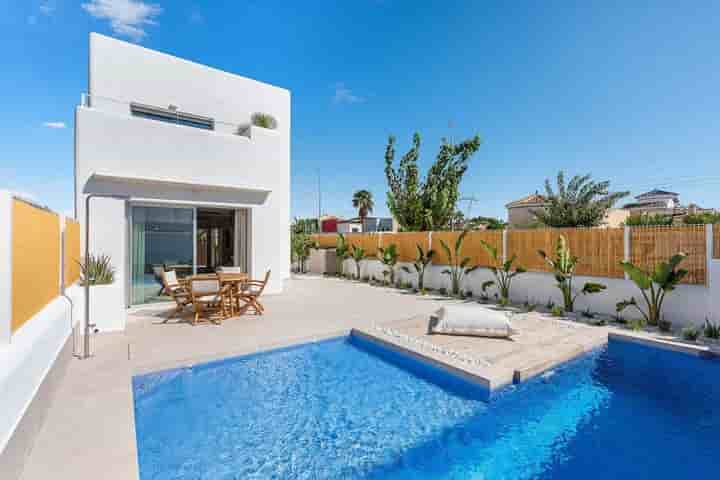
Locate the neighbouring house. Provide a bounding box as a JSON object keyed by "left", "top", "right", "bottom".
{"left": 623, "top": 189, "right": 680, "bottom": 215}
{"left": 362, "top": 216, "right": 396, "bottom": 232}
{"left": 337, "top": 218, "right": 363, "bottom": 233}
{"left": 507, "top": 192, "right": 629, "bottom": 228}
{"left": 75, "top": 33, "right": 290, "bottom": 329}
{"left": 320, "top": 215, "right": 339, "bottom": 233}
{"left": 622, "top": 189, "right": 717, "bottom": 222}
{"left": 505, "top": 192, "right": 547, "bottom": 227}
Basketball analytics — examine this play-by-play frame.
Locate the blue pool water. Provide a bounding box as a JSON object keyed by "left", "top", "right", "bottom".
{"left": 133, "top": 335, "right": 720, "bottom": 479}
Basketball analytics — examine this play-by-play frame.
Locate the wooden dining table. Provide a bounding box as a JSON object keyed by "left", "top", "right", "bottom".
{"left": 184, "top": 272, "right": 250, "bottom": 317}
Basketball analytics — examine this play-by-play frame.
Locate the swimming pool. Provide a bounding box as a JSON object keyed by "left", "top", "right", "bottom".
{"left": 132, "top": 334, "right": 720, "bottom": 479}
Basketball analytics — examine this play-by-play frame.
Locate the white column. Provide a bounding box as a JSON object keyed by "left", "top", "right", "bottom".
{"left": 0, "top": 191, "right": 13, "bottom": 343}
{"left": 706, "top": 224, "right": 713, "bottom": 288}
{"left": 502, "top": 229, "right": 508, "bottom": 264}
{"left": 623, "top": 226, "right": 631, "bottom": 280}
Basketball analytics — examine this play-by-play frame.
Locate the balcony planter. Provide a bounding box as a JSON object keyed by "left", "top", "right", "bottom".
{"left": 309, "top": 248, "right": 337, "bottom": 275}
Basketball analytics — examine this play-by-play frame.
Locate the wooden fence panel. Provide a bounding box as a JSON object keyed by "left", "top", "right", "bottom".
{"left": 464, "top": 230, "right": 504, "bottom": 268}
{"left": 430, "top": 231, "right": 462, "bottom": 265}
{"left": 12, "top": 200, "right": 61, "bottom": 333}
{"left": 506, "top": 229, "right": 552, "bottom": 273}
{"left": 380, "top": 232, "right": 430, "bottom": 262}
{"left": 506, "top": 228, "right": 625, "bottom": 278}
{"left": 64, "top": 219, "right": 81, "bottom": 287}
{"left": 345, "top": 233, "right": 380, "bottom": 257}
{"left": 630, "top": 225, "right": 706, "bottom": 285}
{"left": 314, "top": 234, "right": 338, "bottom": 249}
{"left": 714, "top": 226, "right": 720, "bottom": 259}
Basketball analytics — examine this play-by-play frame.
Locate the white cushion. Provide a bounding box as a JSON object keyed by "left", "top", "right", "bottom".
{"left": 428, "top": 305, "right": 516, "bottom": 338}
{"left": 217, "top": 267, "right": 244, "bottom": 274}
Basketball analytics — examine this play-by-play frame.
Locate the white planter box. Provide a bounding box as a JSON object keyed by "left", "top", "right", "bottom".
{"left": 88, "top": 283, "right": 126, "bottom": 332}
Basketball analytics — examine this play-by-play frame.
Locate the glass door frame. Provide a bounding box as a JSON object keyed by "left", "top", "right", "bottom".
{"left": 127, "top": 201, "right": 198, "bottom": 306}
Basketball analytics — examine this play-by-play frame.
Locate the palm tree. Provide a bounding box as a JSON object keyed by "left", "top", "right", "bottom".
{"left": 352, "top": 190, "right": 374, "bottom": 226}
{"left": 532, "top": 171, "right": 629, "bottom": 227}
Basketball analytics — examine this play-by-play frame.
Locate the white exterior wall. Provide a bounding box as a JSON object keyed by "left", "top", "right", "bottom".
{"left": 75, "top": 33, "right": 290, "bottom": 314}
{"left": 339, "top": 259, "right": 718, "bottom": 329}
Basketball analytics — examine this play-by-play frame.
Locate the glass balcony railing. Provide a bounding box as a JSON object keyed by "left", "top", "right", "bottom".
{"left": 79, "top": 93, "right": 257, "bottom": 138}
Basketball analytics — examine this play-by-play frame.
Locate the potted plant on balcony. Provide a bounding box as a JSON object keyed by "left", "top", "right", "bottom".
{"left": 251, "top": 112, "right": 278, "bottom": 130}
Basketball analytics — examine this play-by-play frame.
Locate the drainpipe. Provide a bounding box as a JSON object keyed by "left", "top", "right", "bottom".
{"left": 82, "top": 193, "right": 129, "bottom": 359}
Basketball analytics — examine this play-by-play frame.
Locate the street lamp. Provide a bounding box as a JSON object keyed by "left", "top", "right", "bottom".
{"left": 82, "top": 193, "right": 129, "bottom": 359}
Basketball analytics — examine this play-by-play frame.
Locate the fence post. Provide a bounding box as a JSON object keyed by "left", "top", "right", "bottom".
{"left": 706, "top": 223, "right": 713, "bottom": 288}
{"left": 623, "top": 226, "right": 631, "bottom": 280}
{"left": 0, "top": 191, "right": 12, "bottom": 344}
{"left": 502, "top": 229, "right": 508, "bottom": 264}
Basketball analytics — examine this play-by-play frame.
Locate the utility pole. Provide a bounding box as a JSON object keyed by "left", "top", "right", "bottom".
{"left": 317, "top": 169, "right": 322, "bottom": 233}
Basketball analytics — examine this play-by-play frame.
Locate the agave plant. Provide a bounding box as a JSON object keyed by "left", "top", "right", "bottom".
{"left": 617, "top": 252, "right": 688, "bottom": 326}
{"left": 378, "top": 243, "right": 400, "bottom": 286}
{"left": 538, "top": 235, "right": 606, "bottom": 313}
{"left": 335, "top": 233, "right": 351, "bottom": 277}
{"left": 480, "top": 240, "right": 525, "bottom": 304}
{"left": 350, "top": 244, "right": 365, "bottom": 280}
{"left": 79, "top": 254, "right": 115, "bottom": 286}
{"left": 439, "top": 230, "right": 477, "bottom": 296}
{"left": 401, "top": 244, "right": 435, "bottom": 292}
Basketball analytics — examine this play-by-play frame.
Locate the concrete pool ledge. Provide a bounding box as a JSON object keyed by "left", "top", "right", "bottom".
{"left": 609, "top": 330, "right": 720, "bottom": 358}
{"left": 355, "top": 313, "right": 609, "bottom": 394}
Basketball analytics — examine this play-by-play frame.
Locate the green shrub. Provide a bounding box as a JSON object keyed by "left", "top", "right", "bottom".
{"left": 624, "top": 213, "right": 673, "bottom": 226}
{"left": 629, "top": 318, "right": 646, "bottom": 331}
{"left": 551, "top": 305, "right": 564, "bottom": 317}
{"left": 658, "top": 319, "right": 673, "bottom": 333}
{"left": 251, "top": 112, "right": 278, "bottom": 129}
{"left": 703, "top": 318, "right": 720, "bottom": 339}
{"left": 681, "top": 326, "right": 700, "bottom": 341}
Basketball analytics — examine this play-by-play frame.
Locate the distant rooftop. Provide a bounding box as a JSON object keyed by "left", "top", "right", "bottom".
{"left": 636, "top": 189, "right": 679, "bottom": 199}
{"left": 505, "top": 193, "right": 548, "bottom": 208}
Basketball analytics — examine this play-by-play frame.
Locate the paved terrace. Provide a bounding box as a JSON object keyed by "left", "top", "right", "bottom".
{"left": 21, "top": 276, "right": 616, "bottom": 479}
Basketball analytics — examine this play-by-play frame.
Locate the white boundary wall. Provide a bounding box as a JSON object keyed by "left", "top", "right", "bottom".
{"left": 338, "top": 226, "right": 718, "bottom": 329}
{"left": 0, "top": 192, "right": 85, "bottom": 474}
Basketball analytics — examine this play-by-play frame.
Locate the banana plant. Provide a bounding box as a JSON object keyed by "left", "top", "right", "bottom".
{"left": 335, "top": 233, "right": 350, "bottom": 277}
{"left": 480, "top": 240, "right": 525, "bottom": 304}
{"left": 401, "top": 243, "right": 435, "bottom": 292}
{"left": 439, "top": 230, "right": 478, "bottom": 296}
{"left": 538, "top": 235, "right": 606, "bottom": 312}
{"left": 617, "top": 252, "right": 688, "bottom": 326}
{"left": 350, "top": 244, "right": 365, "bottom": 280}
{"left": 378, "top": 243, "right": 400, "bottom": 286}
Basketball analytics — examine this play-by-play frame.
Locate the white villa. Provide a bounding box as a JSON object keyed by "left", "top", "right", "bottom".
{"left": 75, "top": 34, "right": 290, "bottom": 330}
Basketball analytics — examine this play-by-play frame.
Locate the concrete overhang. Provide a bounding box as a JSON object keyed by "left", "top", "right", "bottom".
{"left": 82, "top": 173, "right": 271, "bottom": 206}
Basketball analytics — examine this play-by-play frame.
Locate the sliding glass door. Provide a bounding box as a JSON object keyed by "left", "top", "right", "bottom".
{"left": 130, "top": 206, "right": 194, "bottom": 304}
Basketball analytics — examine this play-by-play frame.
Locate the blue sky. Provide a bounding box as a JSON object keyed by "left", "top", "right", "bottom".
{"left": 2, "top": 1, "right": 720, "bottom": 220}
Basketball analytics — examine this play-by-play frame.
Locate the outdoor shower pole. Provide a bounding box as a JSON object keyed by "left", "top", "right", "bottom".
{"left": 83, "top": 194, "right": 94, "bottom": 359}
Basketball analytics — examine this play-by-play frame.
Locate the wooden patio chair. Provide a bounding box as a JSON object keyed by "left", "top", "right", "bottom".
{"left": 161, "top": 270, "right": 192, "bottom": 322}
{"left": 189, "top": 278, "right": 232, "bottom": 325}
{"left": 237, "top": 270, "right": 270, "bottom": 316}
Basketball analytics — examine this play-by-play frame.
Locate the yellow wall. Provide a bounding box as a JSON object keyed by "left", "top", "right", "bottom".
{"left": 64, "top": 220, "right": 81, "bottom": 287}
{"left": 12, "top": 200, "right": 61, "bottom": 332}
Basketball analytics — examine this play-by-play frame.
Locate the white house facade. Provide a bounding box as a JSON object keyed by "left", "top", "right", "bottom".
{"left": 74, "top": 34, "right": 290, "bottom": 330}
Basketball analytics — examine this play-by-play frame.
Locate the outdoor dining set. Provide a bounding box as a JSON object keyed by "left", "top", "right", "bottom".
{"left": 160, "top": 268, "right": 270, "bottom": 325}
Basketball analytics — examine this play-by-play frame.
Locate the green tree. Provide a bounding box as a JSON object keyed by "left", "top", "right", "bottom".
{"left": 617, "top": 253, "right": 688, "bottom": 326}
{"left": 291, "top": 231, "right": 316, "bottom": 273}
{"left": 468, "top": 216, "right": 506, "bottom": 230}
{"left": 378, "top": 244, "right": 400, "bottom": 285}
{"left": 335, "top": 233, "right": 351, "bottom": 276}
{"left": 624, "top": 213, "right": 673, "bottom": 226}
{"left": 538, "top": 235, "right": 606, "bottom": 312}
{"left": 439, "top": 230, "right": 478, "bottom": 296}
{"left": 532, "top": 171, "right": 629, "bottom": 227}
{"left": 384, "top": 133, "right": 482, "bottom": 231}
{"left": 401, "top": 244, "right": 435, "bottom": 292}
{"left": 352, "top": 190, "right": 374, "bottom": 225}
{"left": 684, "top": 212, "right": 720, "bottom": 224}
{"left": 350, "top": 244, "right": 365, "bottom": 279}
{"left": 480, "top": 240, "right": 525, "bottom": 304}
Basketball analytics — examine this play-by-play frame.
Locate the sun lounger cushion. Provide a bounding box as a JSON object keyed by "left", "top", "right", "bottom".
{"left": 428, "top": 304, "right": 516, "bottom": 338}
